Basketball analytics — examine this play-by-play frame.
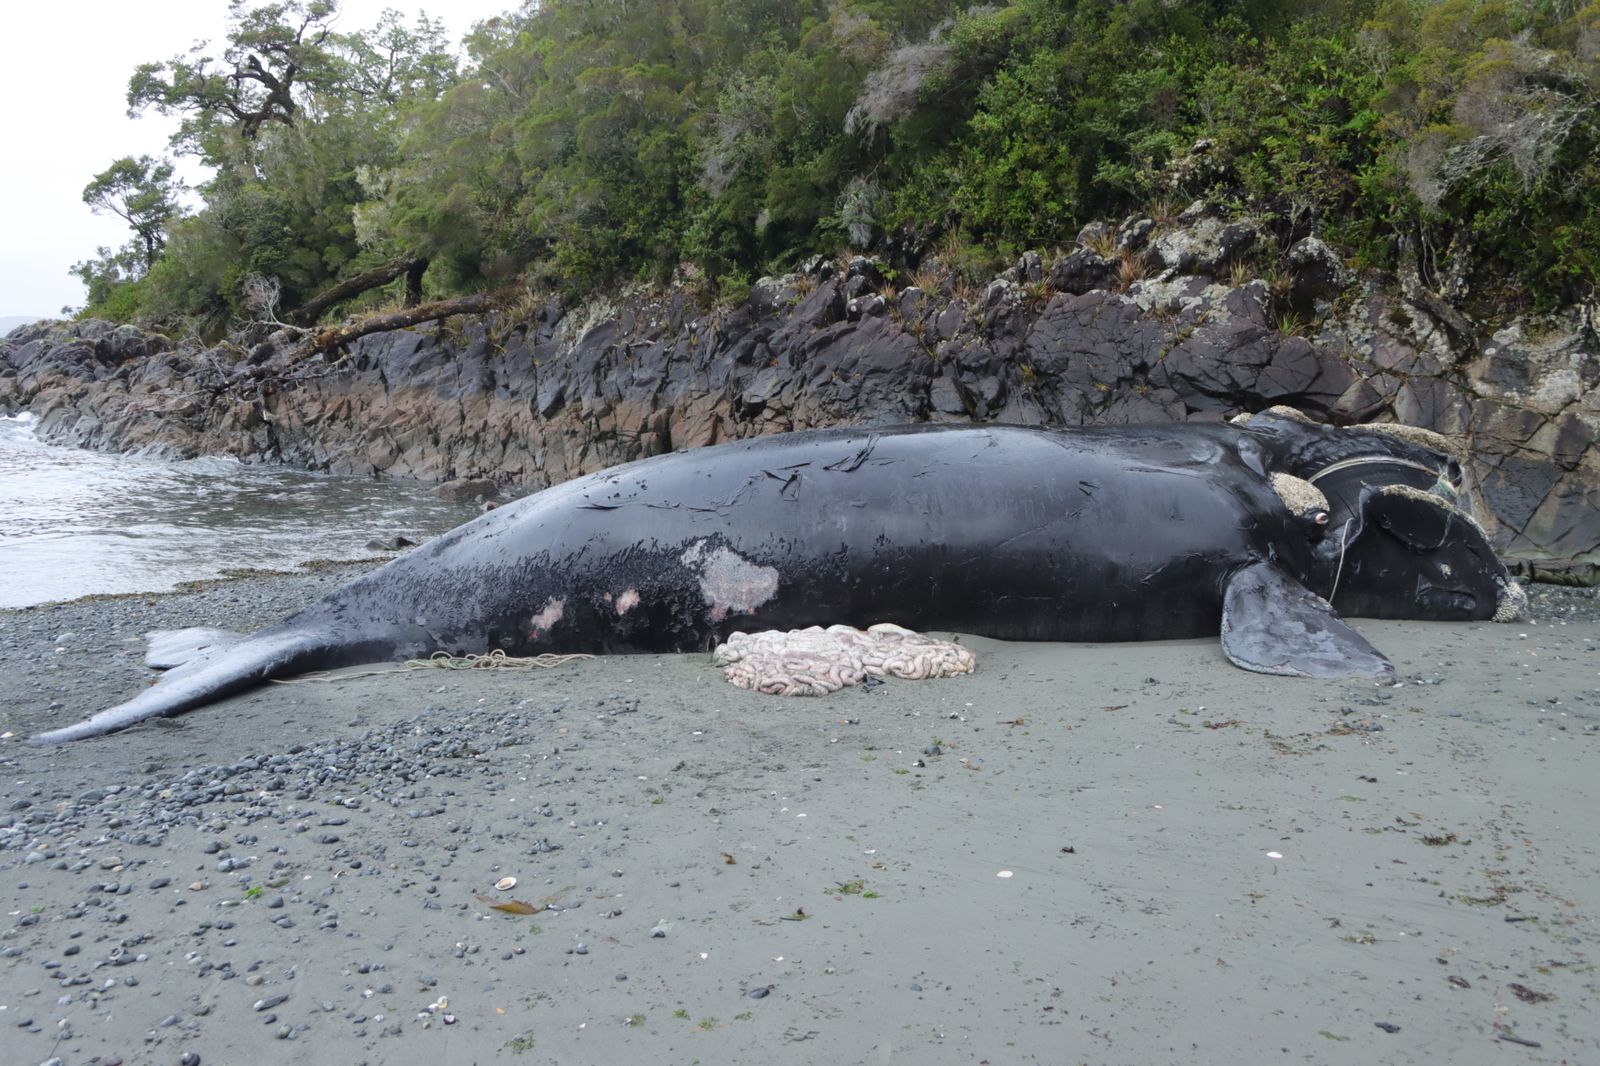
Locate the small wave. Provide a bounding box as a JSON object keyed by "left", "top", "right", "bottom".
{"left": 0, "top": 411, "right": 40, "bottom": 440}
{"left": 0, "top": 428, "right": 477, "bottom": 609}
{"left": 178, "top": 453, "right": 246, "bottom": 473}
{"left": 128, "top": 440, "right": 194, "bottom": 463}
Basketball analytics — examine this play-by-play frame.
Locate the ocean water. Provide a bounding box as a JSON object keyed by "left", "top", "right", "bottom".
{"left": 0, "top": 413, "right": 480, "bottom": 609}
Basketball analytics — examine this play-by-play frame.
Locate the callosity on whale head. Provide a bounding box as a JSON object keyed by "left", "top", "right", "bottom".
{"left": 31, "top": 412, "right": 1526, "bottom": 744}
{"left": 1324, "top": 483, "right": 1527, "bottom": 623}
{"left": 1231, "top": 407, "right": 1527, "bottom": 625}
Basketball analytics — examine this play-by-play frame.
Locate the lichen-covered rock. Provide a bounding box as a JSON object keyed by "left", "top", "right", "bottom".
{"left": 1047, "top": 248, "right": 1117, "bottom": 295}
{"left": 436, "top": 477, "right": 500, "bottom": 502}
{"left": 1148, "top": 212, "right": 1257, "bottom": 277}
{"left": 1286, "top": 237, "right": 1348, "bottom": 305}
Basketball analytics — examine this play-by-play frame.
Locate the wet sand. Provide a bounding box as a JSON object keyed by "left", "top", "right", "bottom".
{"left": 2, "top": 569, "right": 1597, "bottom": 1065}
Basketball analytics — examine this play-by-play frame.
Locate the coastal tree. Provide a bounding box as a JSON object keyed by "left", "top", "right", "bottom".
{"left": 115, "top": 0, "right": 461, "bottom": 329}
{"left": 68, "top": 245, "right": 146, "bottom": 318}
{"left": 127, "top": 0, "right": 342, "bottom": 161}
{"left": 78, "top": 0, "right": 1600, "bottom": 330}
{"left": 81, "top": 155, "right": 186, "bottom": 271}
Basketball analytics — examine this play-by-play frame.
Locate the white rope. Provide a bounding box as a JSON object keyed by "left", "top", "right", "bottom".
{"left": 271, "top": 649, "right": 593, "bottom": 685}
{"left": 1328, "top": 518, "right": 1354, "bottom": 604}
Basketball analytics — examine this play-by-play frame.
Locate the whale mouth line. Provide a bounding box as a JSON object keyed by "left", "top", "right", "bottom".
{"left": 1417, "top": 586, "right": 1478, "bottom": 616}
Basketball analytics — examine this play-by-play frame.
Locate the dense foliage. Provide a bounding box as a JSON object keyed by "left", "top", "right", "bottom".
{"left": 79, "top": 0, "right": 1599, "bottom": 331}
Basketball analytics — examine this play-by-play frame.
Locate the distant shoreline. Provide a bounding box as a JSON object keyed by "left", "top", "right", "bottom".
{"left": 0, "top": 315, "right": 43, "bottom": 335}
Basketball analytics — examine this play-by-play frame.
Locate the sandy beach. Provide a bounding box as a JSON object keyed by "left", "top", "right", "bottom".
{"left": 2, "top": 567, "right": 1597, "bottom": 1066}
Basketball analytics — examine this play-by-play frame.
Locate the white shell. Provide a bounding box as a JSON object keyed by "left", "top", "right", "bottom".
{"left": 495, "top": 876, "right": 517, "bottom": 891}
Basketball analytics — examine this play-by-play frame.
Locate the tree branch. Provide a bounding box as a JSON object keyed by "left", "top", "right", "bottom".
{"left": 230, "top": 54, "right": 299, "bottom": 137}
{"left": 284, "top": 254, "right": 427, "bottom": 325}
{"left": 230, "top": 289, "right": 504, "bottom": 395}
{"left": 300, "top": 290, "right": 501, "bottom": 357}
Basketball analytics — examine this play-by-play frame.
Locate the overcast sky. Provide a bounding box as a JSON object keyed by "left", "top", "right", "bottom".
{"left": 1, "top": 0, "right": 515, "bottom": 319}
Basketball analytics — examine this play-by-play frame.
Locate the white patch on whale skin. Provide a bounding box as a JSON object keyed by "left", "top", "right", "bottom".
{"left": 681, "top": 541, "right": 779, "bottom": 621}
{"left": 615, "top": 588, "right": 641, "bottom": 615}
{"left": 529, "top": 598, "right": 566, "bottom": 638}
{"left": 144, "top": 627, "right": 245, "bottom": 669}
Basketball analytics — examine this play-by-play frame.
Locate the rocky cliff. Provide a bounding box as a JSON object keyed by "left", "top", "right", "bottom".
{"left": 3, "top": 210, "right": 1596, "bottom": 581}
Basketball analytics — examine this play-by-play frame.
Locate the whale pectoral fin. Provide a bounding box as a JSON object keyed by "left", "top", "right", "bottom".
{"left": 33, "top": 628, "right": 330, "bottom": 745}
{"left": 1221, "top": 562, "right": 1395, "bottom": 679}
{"left": 144, "top": 627, "right": 247, "bottom": 669}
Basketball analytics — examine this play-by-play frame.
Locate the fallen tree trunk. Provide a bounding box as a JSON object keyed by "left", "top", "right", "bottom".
{"left": 285, "top": 255, "right": 427, "bottom": 326}
{"left": 230, "top": 290, "right": 506, "bottom": 392}
{"left": 304, "top": 290, "right": 501, "bottom": 356}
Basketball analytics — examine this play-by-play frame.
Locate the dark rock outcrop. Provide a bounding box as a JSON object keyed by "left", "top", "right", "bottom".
{"left": 3, "top": 225, "right": 1596, "bottom": 579}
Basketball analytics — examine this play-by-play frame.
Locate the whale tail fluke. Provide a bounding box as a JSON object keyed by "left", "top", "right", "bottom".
{"left": 143, "top": 626, "right": 249, "bottom": 669}
{"left": 30, "top": 625, "right": 344, "bottom": 745}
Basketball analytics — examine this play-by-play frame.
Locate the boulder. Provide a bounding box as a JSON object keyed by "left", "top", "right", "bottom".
{"left": 1047, "top": 248, "right": 1117, "bottom": 295}
{"left": 1286, "top": 237, "right": 1349, "bottom": 305}
{"left": 435, "top": 477, "right": 500, "bottom": 502}
{"left": 1148, "top": 213, "right": 1257, "bottom": 277}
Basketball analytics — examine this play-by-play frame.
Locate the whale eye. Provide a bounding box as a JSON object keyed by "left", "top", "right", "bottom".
{"left": 1313, "top": 511, "right": 1329, "bottom": 525}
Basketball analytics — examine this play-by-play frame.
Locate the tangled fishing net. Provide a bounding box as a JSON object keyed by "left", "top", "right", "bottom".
{"left": 713, "top": 623, "right": 975, "bottom": 696}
